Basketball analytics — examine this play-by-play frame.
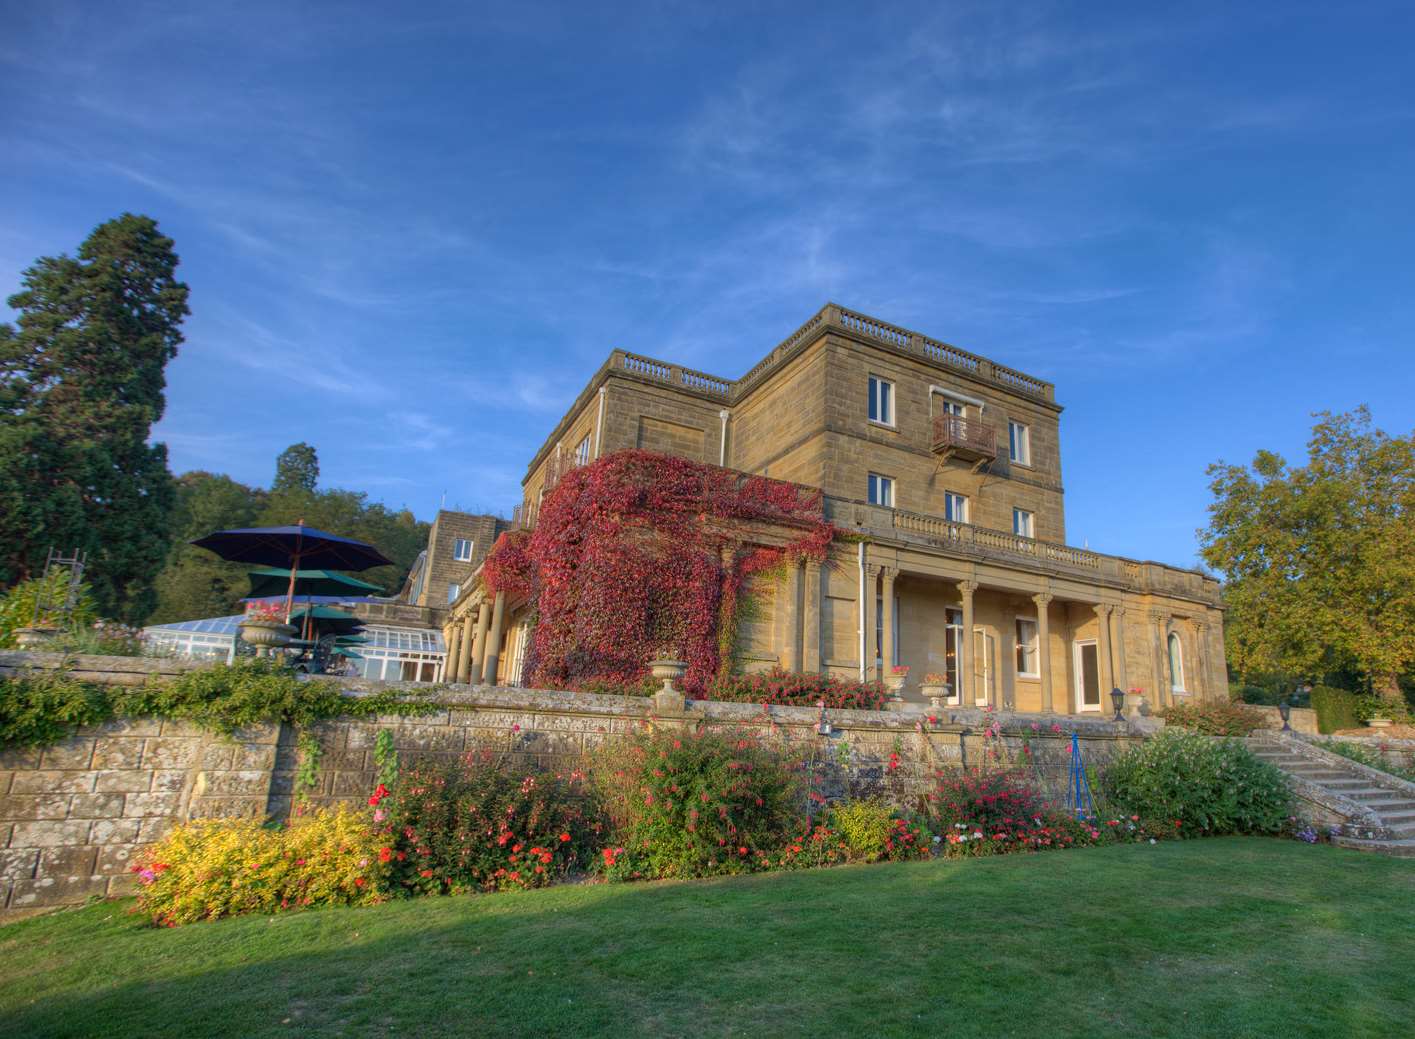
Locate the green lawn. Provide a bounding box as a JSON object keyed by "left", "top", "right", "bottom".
{"left": 2, "top": 839, "right": 1413, "bottom": 1038}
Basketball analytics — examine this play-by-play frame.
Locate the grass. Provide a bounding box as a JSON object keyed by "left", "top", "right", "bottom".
{"left": 1, "top": 839, "right": 1413, "bottom": 1038}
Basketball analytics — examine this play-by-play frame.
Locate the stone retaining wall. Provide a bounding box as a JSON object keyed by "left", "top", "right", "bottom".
{"left": 1, "top": 652, "right": 1155, "bottom": 918}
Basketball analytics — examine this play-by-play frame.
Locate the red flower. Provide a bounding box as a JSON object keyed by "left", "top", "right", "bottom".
{"left": 378, "top": 847, "right": 392, "bottom": 863}
{"left": 559, "top": 832, "right": 571, "bottom": 842}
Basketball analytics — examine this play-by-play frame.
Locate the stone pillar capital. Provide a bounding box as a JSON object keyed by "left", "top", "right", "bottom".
{"left": 957, "top": 579, "right": 978, "bottom": 597}
{"left": 880, "top": 566, "right": 899, "bottom": 583}
{"left": 865, "top": 562, "right": 882, "bottom": 577}
{"left": 1032, "top": 592, "right": 1053, "bottom": 608}
{"left": 1093, "top": 603, "right": 1113, "bottom": 618}
{"left": 1148, "top": 609, "right": 1168, "bottom": 626}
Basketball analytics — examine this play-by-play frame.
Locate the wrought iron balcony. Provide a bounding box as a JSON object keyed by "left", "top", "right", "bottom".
{"left": 931, "top": 414, "right": 997, "bottom": 463}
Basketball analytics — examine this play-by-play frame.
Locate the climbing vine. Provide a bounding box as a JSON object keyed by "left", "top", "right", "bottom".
{"left": 483, "top": 450, "right": 834, "bottom": 695}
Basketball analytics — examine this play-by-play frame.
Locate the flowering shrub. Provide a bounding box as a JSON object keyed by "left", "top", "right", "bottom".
{"left": 377, "top": 752, "right": 600, "bottom": 894}
{"left": 826, "top": 799, "right": 933, "bottom": 861}
{"left": 243, "top": 599, "right": 287, "bottom": 623}
{"left": 593, "top": 726, "right": 804, "bottom": 879}
{"left": 1102, "top": 729, "right": 1292, "bottom": 835}
{"left": 1160, "top": 700, "right": 1266, "bottom": 736}
{"left": 482, "top": 450, "right": 834, "bottom": 696}
{"left": 706, "top": 668, "right": 887, "bottom": 710}
{"left": 131, "top": 805, "right": 388, "bottom": 926}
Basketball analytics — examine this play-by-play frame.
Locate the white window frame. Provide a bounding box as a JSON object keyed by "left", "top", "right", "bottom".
{"left": 575, "top": 434, "right": 591, "bottom": 467}
{"left": 868, "top": 472, "right": 894, "bottom": 508}
{"left": 1074, "top": 639, "right": 1102, "bottom": 712}
{"left": 867, "top": 375, "right": 895, "bottom": 428}
{"left": 447, "top": 583, "right": 460, "bottom": 604}
{"left": 1168, "top": 632, "right": 1187, "bottom": 692}
{"left": 1012, "top": 508, "right": 1034, "bottom": 538}
{"left": 944, "top": 491, "right": 969, "bottom": 523}
{"left": 1015, "top": 617, "right": 1039, "bottom": 677}
{"left": 452, "top": 538, "right": 474, "bottom": 562}
{"left": 1008, "top": 421, "right": 1032, "bottom": 467}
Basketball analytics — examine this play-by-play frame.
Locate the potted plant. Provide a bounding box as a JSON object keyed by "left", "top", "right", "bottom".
{"left": 238, "top": 600, "right": 296, "bottom": 657}
{"left": 920, "top": 672, "right": 951, "bottom": 708}
{"left": 884, "top": 664, "right": 909, "bottom": 711}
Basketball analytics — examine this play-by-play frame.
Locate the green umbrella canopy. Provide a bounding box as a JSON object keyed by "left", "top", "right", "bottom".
{"left": 287, "top": 606, "right": 364, "bottom": 632}
{"left": 246, "top": 568, "right": 383, "bottom": 600}
{"left": 333, "top": 647, "right": 364, "bottom": 659}
{"left": 334, "top": 635, "right": 370, "bottom": 645}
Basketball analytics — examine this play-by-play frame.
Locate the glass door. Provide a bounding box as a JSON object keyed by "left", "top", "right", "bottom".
{"left": 1074, "top": 640, "right": 1101, "bottom": 711}
{"left": 973, "top": 630, "right": 995, "bottom": 706}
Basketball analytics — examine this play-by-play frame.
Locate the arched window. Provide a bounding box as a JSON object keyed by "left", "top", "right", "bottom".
{"left": 1168, "top": 632, "right": 1186, "bottom": 692}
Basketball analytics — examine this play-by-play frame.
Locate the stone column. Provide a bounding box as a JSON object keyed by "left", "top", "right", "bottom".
{"left": 471, "top": 601, "right": 493, "bottom": 683}
{"left": 1034, "top": 593, "right": 1054, "bottom": 713}
{"left": 862, "top": 564, "right": 878, "bottom": 681}
{"left": 481, "top": 591, "right": 507, "bottom": 684}
{"left": 1195, "top": 621, "right": 1209, "bottom": 701}
{"left": 881, "top": 567, "right": 897, "bottom": 683}
{"left": 1094, "top": 604, "right": 1114, "bottom": 701}
{"left": 1113, "top": 606, "right": 1129, "bottom": 693}
{"left": 781, "top": 558, "right": 802, "bottom": 673}
{"left": 1150, "top": 610, "right": 1169, "bottom": 709}
{"left": 444, "top": 626, "right": 461, "bottom": 683}
{"left": 458, "top": 612, "right": 475, "bottom": 682}
{"left": 802, "top": 558, "right": 823, "bottom": 673}
{"left": 958, "top": 580, "right": 977, "bottom": 706}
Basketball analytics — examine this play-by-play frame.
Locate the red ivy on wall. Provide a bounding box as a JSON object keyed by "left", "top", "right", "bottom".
{"left": 482, "top": 450, "right": 834, "bottom": 695}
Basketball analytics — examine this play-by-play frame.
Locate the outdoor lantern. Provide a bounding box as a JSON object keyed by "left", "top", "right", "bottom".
{"left": 1278, "top": 698, "right": 1292, "bottom": 732}
{"left": 1110, "top": 687, "right": 1125, "bottom": 721}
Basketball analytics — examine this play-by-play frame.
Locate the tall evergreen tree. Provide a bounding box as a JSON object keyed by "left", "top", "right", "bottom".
{"left": 0, "top": 214, "right": 189, "bottom": 621}
{"left": 273, "top": 442, "right": 320, "bottom": 493}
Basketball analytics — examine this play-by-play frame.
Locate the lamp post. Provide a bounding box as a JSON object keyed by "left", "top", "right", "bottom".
{"left": 1278, "top": 697, "right": 1292, "bottom": 732}
{"left": 1110, "top": 687, "right": 1125, "bottom": 722}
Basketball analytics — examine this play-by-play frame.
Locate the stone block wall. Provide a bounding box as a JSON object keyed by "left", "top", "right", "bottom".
{"left": 1, "top": 652, "right": 1153, "bottom": 918}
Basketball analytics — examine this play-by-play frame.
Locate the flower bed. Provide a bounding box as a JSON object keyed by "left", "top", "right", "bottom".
{"left": 706, "top": 668, "right": 887, "bottom": 710}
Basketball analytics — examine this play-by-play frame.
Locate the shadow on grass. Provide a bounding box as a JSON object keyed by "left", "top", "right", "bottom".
{"left": 3, "top": 840, "right": 1414, "bottom": 1039}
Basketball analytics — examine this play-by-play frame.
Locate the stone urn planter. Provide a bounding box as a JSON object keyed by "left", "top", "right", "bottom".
{"left": 1365, "top": 716, "right": 1394, "bottom": 729}
{"left": 648, "top": 657, "right": 688, "bottom": 713}
{"left": 13, "top": 626, "right": 60, "bottom": 650}
{"left": 238, "top": 618, "right": 296, "bottom": 657}
{"left": 920, "top": 682, "right": 951, "bottom": 709}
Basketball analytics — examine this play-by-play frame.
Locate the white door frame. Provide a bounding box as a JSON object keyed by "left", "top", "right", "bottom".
{"left": 973, "top": 628, "right": 994, "bottom": 706}
{"left": 1073, "top": 638, "right": 1101, "bottom": 712}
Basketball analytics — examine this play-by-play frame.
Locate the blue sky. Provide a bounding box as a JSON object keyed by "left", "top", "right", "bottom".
{"left": 3, "top": 1, "right": 1412, "bottom": 569}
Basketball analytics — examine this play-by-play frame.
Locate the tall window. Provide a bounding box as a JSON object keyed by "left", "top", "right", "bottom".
{"left": 868, "top": 375, "right": 894, "bottom": 426}
{"left": 875, "top": 593, "right": 900, "bottom": 666}
{"left": 1008, "top": 421, "right": 1031, "bottom": 466}
{"left": 868, "top": 473, "right": 894, "bottom": 507}
{"left": 1015, "top": 618, "right": 1039, "bottom": 676}
{"left": 453, "top": 538, "right": 474, "bottom": 562}
{"left": 1012, "top": 508, "right": 1034, "bottom": 538}
{"left": 447, "top": 583, "right": 460, "bottom": 604}
{"left": 944, "top": 608, "right": 963, "bottom": 704}
{"left": 944, "top": 492, "right": 968, "bottom": 523}
{"left": 1168, "top": 632, "right": 1186, "bottom": 692}
{"left": 575, "top": 434, "right": 591, "bottom": 466}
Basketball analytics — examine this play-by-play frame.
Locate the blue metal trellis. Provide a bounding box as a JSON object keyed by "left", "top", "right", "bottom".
{"left": 1066, "top": 732, "right": 1095, "bottom": 819}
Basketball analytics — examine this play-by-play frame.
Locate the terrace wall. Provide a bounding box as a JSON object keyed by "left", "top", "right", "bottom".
{"left": 0, "top": 651, "right": 1172, "bottom": 918}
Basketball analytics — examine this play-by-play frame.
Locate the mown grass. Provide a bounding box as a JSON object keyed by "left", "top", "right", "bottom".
{"left": 1, "top": 838, "right": 1412, "bottom": 1038}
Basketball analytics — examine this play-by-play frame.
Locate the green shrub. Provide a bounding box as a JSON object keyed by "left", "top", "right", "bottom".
{"left": 0, "top": 669, "right": 115, "bottom": 747}
{"left": 131, "top": 805, "right": 389, "bottom": 926}
{"left": 1160, "top": 700, "right": 1266, "bottom": 736}
{"left": 830, "top": 799, "right": 894, "bottom": 860}
{"left": 0, "top": 571, "right": 98, "bottom": 648}
{"left": 593, "top": 727, "right": 804, "bottom": 879}
{"left": 377, "top": 752, "right": 600, "bottom": 894}
{"left": 1102, "top": 730, "right": 1292, "bottom": 835}
{"left": 1352, "top": 693, "right": 1412, "bottom": 724}
{"left": 1317, "top": 739, "right": 1415, "bottom": 783}
{"left": 706, "top": 668, "right": 887, "bottom": 710}
{"left": 1311, "top": 686, "right": 1361, "bottom": 733}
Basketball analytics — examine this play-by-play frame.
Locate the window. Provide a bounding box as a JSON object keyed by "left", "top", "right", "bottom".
{"left": 944, "top": 492, "right": 968, "bottom": 523}
{"left": 1015, "top": 618, "right": 1039, "bottom": 676}
{"left": 867, "top": 375, "right": 894, "bottom": 426}
{"left": 868, "top": 473, "right": 894, "bottom": 507}
{"left": 1008, "top": 421, "right": 1031, "bottom": 466}
{"left": 1012, "top": 508, "right": 1034, "bottom": 538}
{"left": 575, "top": 434, "right": 591, "bottom": 467}
{"left": 447, "top": 583, "right": 460, "bottom": 604}
{"left": 452, "top": 538, "right": 474, "bottom": 562}
{"left": 1168, "top": 632, "right": 1186, "bottom": 692}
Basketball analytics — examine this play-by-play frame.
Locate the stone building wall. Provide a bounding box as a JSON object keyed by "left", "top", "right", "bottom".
{"left": 1, "top": 651, "right": 1163, "bottom": 918}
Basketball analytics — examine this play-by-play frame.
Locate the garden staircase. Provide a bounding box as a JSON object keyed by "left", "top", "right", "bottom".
{"left": 1246, "top": 734, "right": 1415, "bottom": 857}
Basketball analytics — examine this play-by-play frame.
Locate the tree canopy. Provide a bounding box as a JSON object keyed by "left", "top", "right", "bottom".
{"left": 0, "top": 214, "right": 188, "bottom": 622}
{"left": 273, "top": 442, "right": 319, "bottom": 494}
{"left": 1200, "top": 408, "right": 1415, "bottom": 702}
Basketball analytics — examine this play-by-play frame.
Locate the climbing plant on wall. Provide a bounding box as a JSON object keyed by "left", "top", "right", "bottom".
{"left": 482, "top": 450, "right": 834, "bottom": 695}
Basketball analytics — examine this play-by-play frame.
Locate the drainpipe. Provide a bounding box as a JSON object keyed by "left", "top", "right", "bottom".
{"left": 593, "top": 386, "right": 607, "bottom": 459}
{"left": 718, "top": 409, "right": 730, "bottom": 466}
{"left": 858, "top": 541, "right": 867, "bottom": 681}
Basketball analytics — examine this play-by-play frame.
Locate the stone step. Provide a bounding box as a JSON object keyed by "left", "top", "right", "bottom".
{"left": 1349, "top": 792, "right": 1415, "bottom": 807}
{"left": 1291, "top": 770, "right": 1364, "bottom": 781}
{"left": 1376, "top": 810, "right": 1415, "bottom": 826}
{"left": 1332, "top": 835, "right": 1415, "bottom": 858}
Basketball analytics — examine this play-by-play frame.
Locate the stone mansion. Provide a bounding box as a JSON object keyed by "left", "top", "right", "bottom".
{"left": 436, "top": 303, "right": 1226, "bottom": 715}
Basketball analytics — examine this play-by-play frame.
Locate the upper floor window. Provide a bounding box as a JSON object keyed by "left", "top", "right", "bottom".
{"left": 1168, "top": 632, "right": 1186, "bottom": 692}
{"left": 944, "top": 491, "right": 968, "bottom": 523}
{"left": 1008, "top": 421, "right": 1031, "bottom": 466}
{"left": 1015, "top": 617, "right": 1039, "bottom": 677}
{"left": 447, "top": 583, "right": 460, "bottom": 604}
{"left": 453, "top": 538, "right": 474, "bottom": 562}
{"left": 868, "top": 472, "right": 894, "bottom": 508}
{"left": 575, "top": 434, "right": 591, "bottom": 467}
{"left": 1013, "top": 508, "right": 1034, "bottom": 538}
{"left": 868, "top": 375, "right": 894, "bottom": 427}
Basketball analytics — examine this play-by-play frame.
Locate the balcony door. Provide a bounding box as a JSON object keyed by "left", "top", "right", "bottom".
{"left": 939, "top": 398, "right": 967, "bottom": 439}
{"left": 973, "top": 629, "right": 995, "bottom": 707}
{"left": 1073, "top": 639, "right": 1101, "bottom": 712}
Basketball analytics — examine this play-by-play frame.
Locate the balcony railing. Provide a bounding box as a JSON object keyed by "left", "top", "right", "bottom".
{"left": 931, "top": 415, "right": 997, "bottom": 461}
